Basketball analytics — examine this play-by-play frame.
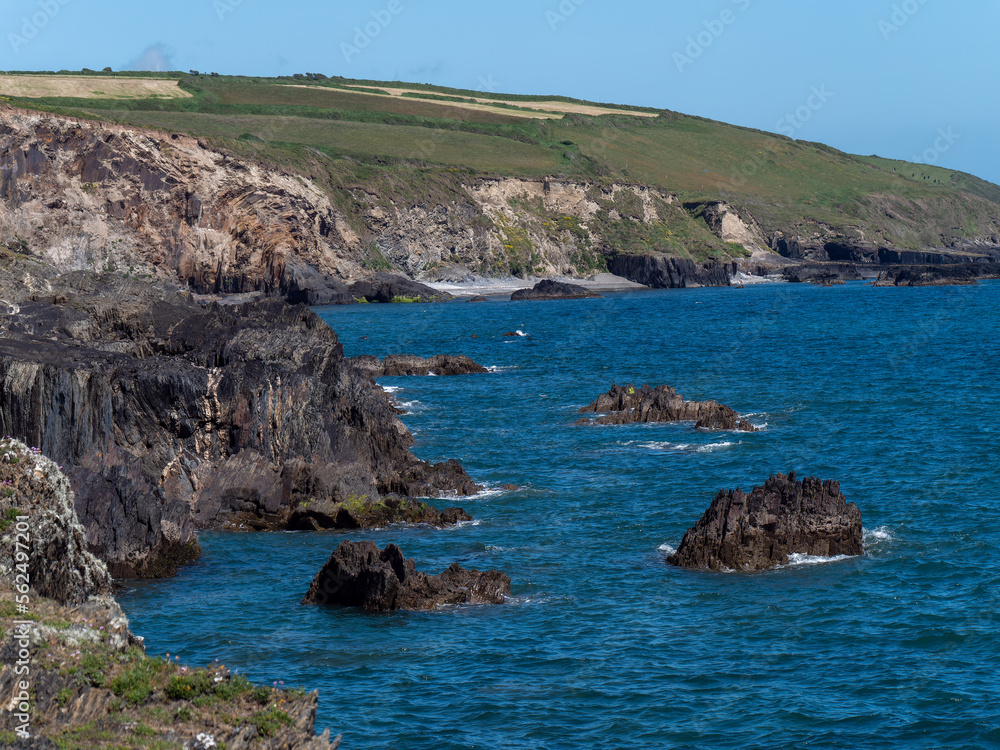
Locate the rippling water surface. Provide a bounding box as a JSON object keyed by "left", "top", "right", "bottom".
{"left": 120, "top": 282, "right": 1000, "bottom": 749}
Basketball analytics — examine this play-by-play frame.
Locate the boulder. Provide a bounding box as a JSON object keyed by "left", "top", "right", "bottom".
{"left": 510, "top": 280, "right": 601, "bottom": 301}
{"left": 667, "top": 472, "right": 864, "bottom": 571}
{"left": 579, "top": 384, "right": 758, "bottom": 432}
{"left": 302, "top": 541, "right": 510, "bottom": 611}
{"left": 468, "top": 296, "right": 489, "bottom": 303}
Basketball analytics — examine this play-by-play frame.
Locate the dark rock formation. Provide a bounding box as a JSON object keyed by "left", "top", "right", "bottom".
{"left": 349, "top": 354, "right": 489, "bottom": 378}
{"left": 782, "top": 264, "right": 865, "bottom": 284}
{"left": 873, "top": 263, "right": 1000, "bottom": 286}
{"left": 303, "top": 540, "right": 510, "bottom": 611}
{"left": 286, "top": 494, "right": 471, "bottom": 532}
{"left": 666, "top": 472, "right": 863, "bottom": 571}
{"left": 349, "top": 273, "right": 449, "bottom": 303}
{"left": 468, "top": 296, "right": 489, "bottom": 302}
{"left": 510, "top": 280, "right": 602, "bottom": 301}
{"left": 579, "top": 384, "right": 758, "bottom": 432}
{"left": 607, "top": 254, "right": 736, "bottom": 288}
{"left": 0, "top": 266, "right": 479, "bottom": 577}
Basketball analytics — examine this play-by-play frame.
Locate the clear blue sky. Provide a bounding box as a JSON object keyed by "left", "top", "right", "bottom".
{"left": 3, "top": 0, "right": 998, "bottom": 184}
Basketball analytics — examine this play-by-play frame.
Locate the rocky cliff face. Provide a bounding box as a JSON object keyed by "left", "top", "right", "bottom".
{"left": 0, "top": 263, "right": 478, "bottom": 577}
{"left": 0, "top": 109, "right": 749, "bottom": 292}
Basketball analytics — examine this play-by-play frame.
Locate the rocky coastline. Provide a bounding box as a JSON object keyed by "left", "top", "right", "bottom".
{"left": 0, "top": 260, "right": 481, "bottom": 577}
{"left": 0, "top": 438, "right": 338, "bottom": 748}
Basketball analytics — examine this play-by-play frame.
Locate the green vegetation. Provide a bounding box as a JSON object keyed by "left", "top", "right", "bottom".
{"left": 252, "top": 706, "right": 294, "bottom": 738}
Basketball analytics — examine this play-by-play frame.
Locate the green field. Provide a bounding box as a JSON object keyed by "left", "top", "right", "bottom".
{"left": 4, "top": 71, "right": 997, "bottom": 252}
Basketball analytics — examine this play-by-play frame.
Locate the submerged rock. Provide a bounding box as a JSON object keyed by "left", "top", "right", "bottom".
{"left": 511, "top": 280, "right": 602, "bottom": 301}
{"left": 579, "top": 384, "right": 758, "bottom": 432}
{"left": 666, "top": 472, "right": 864, "bottom": 571}
{"left": 349, "top": 354, "right": 489, "bottom": 378}
{"left": 303, "top": 540, "right": 511, "bottom": 611}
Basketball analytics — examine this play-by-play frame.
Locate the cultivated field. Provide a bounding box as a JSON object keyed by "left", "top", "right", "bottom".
{"left": 339, "top": 84, "right": 661, "bottom": 118}
{"left": 0, "top": 75, "right": 192, "bottom": 100}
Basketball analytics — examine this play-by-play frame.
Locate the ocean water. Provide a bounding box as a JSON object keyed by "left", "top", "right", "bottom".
{"left": 119, "top": 281, "right": 1000, "bottom": 749}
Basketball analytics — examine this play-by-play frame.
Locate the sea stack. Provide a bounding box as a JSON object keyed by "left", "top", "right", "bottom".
{"left": 667, "top": 472, "right": 863, "bottom": 571}
{"left": 303, "top": 540, "right": 511, "bottom": 611}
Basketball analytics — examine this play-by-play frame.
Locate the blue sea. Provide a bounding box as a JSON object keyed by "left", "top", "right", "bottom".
{"left": 119, "top": 281, "right": 1000, "bottom": 749}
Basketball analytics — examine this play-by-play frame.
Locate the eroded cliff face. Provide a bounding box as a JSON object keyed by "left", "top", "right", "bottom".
{"left": 0, "top": 108, "right": 367, "bottom": 298}
{"left": 0, "top": 265, "right": 478, "bottom": 577}
{"left": 0, "top": 108, "right": 750, "bottom": 292}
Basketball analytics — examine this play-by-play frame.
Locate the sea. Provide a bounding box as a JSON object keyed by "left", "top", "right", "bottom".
{"left": 119, "top": 280, "right": 1000, "bottom": 749}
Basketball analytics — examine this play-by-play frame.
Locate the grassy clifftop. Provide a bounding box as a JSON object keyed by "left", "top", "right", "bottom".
{"left": 3, "top": 71, "right": 998, "bottom": 260}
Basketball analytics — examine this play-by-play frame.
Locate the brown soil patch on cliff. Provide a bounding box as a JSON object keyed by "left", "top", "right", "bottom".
{"left": 0, "top": 75, "right": 192, "bottom": 100}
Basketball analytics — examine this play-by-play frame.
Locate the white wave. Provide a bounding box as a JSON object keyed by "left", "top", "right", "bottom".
{"left": 445, "top": 519, "right": 483, "bottom": 530}
{"left": 470, "top": 486, "right": 514, "bottom": 499}
{"left": 486, "top": 365, "right": 517, "bottom": 373}
{"left": 381, "top": 385, "right": 403, "bottom": 394}
{"left": 658, "top": 543, "right": 677, "bottom": 555}
{"left": 427, "top": 372, "right": 438, "bottom": 377}
{"left": 515, "top": 330, "right": 527, "bottom": 337}
{"left": 864, "top": 525, "right": 896, "bottom": 543}
{"left": 783, "top": 553, "right": 855, "bottom": 567}
{"left": 638, "top": 441, "right": 735, "bottom": 453}
{"left": 485, "top": 545, "right": 508, "bottom": 552}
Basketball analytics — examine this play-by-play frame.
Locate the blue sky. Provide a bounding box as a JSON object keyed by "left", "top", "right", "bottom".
{"left": 3, "top": 0, "right": 998, "bottom": 184}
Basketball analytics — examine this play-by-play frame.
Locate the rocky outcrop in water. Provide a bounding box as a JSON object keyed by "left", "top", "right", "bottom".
{"left": 579, "top": 384, "right": 758, "bottom": 432}
{"left": 510, "top": 280, "right": 602, "bottom": 300}
{"left": 0, "top": 264, "right": 479, "bottom": 575}
{"left": 349, "top": 354, "right": 489, "bottom": 378}
{"left": 666, "top": 472, "right": 864, "bottom": 571}
{"left": 607, "top": 254, "right": 736, "bottom": 288}
{"left": 873, "top": 263, "right": 1000, "bottom": 286}
{"left": 303, "top": 540, "right": 510, "bottom": 611}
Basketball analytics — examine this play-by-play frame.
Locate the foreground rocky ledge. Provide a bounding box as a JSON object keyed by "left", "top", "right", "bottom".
{"left": 666, "top": 472, "right": 864, "bottom": 571}
{"left": 578, "top": 384, "right": 759, "bottom": 432}
{"left": 303, "top": 541, "right": 511, "bottom": 612}
{"left": 0, "top": 439, "right": 337, "bottom": 748}
{"left": 0, "top": 265, "right": 479, "bottom": 577}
